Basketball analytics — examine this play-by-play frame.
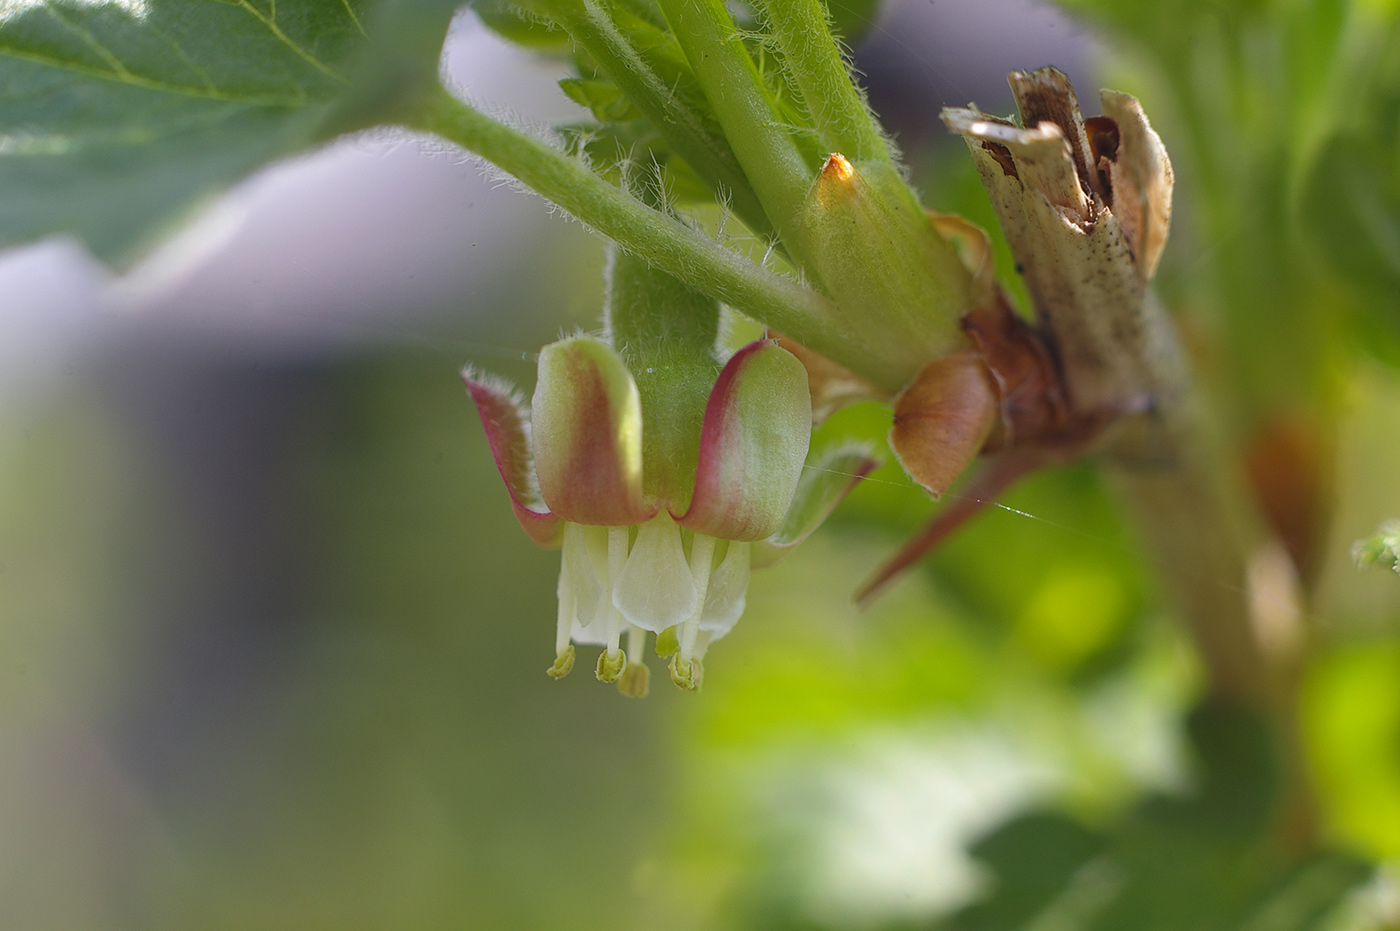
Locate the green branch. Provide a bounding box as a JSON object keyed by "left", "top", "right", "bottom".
{"left": 654, "top": 0, "right": 814, "bottom": 235}
{"left": 750, "top": 0, "right": 888, "bottom": 166}
{"left": 409, "top": 86, "right": 913, "bottom": 387}
{"left": 537, "top": 0, "right": 773, "bottom": 236}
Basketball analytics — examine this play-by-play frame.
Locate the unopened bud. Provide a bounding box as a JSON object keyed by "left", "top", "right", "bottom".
{"left": 792, "top": 155, "right": 974, "bottom": 386}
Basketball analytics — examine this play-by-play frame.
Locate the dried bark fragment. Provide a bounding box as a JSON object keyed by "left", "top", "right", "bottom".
{"left": 941, "top": 68, "right": 1184, "bottom": 462}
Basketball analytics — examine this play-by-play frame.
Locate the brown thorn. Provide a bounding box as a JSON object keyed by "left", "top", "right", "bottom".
{"left": 855, "top": 453, "right": 1043, "bottom": 607}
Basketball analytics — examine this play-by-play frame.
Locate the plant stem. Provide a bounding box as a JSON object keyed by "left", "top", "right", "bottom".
{"left": 654, "top": 0, "right": 814, "bottom": 235}
{"left": 537, "top": 0, "right": 773, "bottom": 236}
{"left": 408, "top": 86, "right": 915, "bottom": 389}
{"left": 1110, "top": 457, "right": 1266, "bottom": 703}
{"left": 750, "top": 0, "right": 889, "bottom": 166}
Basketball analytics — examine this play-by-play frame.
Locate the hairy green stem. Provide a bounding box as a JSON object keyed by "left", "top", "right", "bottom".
{"left": 654, "top": 0, "right": 814, "bottom": 235}
{"left": 750, "top": 0, "right": 889, "bottom": 166}
{"left": 408, "top": 86, "right": 920, "bottom": 387}
{"left": 537, "top": 0, "right": 773, "bottom": 236}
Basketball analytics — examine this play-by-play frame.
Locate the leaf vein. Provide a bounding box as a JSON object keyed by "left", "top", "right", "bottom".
{"left": 0, "top": 42, "right": 308, "bottom": 105}
{"left": 43, "top": 3, "right": 134, "bottom": 81}
{"left": 339, "top": 0, "right": 365, "bottom": 36}
{"left": 233, "top": 0, "right": 345, "bottom": 83}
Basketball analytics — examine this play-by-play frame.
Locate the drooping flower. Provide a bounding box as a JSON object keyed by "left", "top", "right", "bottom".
{"left": 466, "top": 334, "right": 873, "bottom": 696}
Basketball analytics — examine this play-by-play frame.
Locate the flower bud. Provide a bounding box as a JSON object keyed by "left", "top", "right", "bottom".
{"left": 791, "top": 155, "right": 975, "bottom": 387}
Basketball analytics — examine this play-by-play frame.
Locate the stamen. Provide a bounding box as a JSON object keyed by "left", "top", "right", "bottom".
{"left": 549, "top": 544, "right": 577, "bottom": 678}
{"left": 680, "top": 534, "right": 717, "bottom": 662}
{"left": 605, "top": 526, "right": 630, "bottom": 654}
{"left": 548, "top": 645, "right": 576, "bottom": 679}
{"left": 596, "top": 525, "right": 631, "bottom": 683}
{"left": 555, "top": 558, "right": 574, "bottom": 657}
{"left": 699, "top": 541, "right": 750, "bottom": 639}
{"left": 597, "top": 648, "right": 626, "bottom": 682}
{"left": 618, "top": 625, "right": 650, "bottom": 697}
{"left": 626, "top": 624, "right": 646, "bottom": 661}
{"left": 671, "top": 534, "right": 716, "bottom": 691}
{"left": 668, "top": 653, "right": 704, "bottom": 692}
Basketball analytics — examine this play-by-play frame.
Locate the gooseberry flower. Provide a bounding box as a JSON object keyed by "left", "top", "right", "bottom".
{"left": 466, "top": 334, "right": 873, "bottom": 695}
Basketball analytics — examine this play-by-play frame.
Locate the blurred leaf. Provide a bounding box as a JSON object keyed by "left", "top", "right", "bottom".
{"left": 951, "top": 813, "right": 1108, "bottom": 931}
{"left": 814, "top": 394, "right": 1150, "bottom": 683}
{"left": 0, "top": 0, "right": 457, "bottom": 263}
{"left": 1305, "top": 643, "right": 1400, "bottom": 858}
{"left": 932, "top": 466, "right": 1148, "bottom": 681}
{"left": 470, "top": 0, "right": 571, "bottom": 49}
{"left": 952, "top": 702, "right": 1368, "bottom": 931}
{"left": 1237, "top": 856, "right": 1375, "bottom": 931}
{"left": 1303, "top": 133, "right": 1400, "bottom": 367}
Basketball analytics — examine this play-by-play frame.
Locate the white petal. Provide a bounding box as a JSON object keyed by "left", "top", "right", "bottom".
{"left": 613, "top": 514, "right": 698, "bottom": 633}
{"left": 569, "top": 614, "right": 610, "bottom": 646}
{"left": 555, "top": 558, "right": 575, "bottom": 655}
{"left": 700, "top": 541, "right": 750, "bottom": 640}
{"left": 562, "top": 522, "right": 606, "bottom": 628}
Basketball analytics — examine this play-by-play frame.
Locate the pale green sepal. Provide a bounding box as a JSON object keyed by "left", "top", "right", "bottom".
{"left": 678, "top": 341, "right": 812, "bottom": 541}
{"left": 613, "top": 513, "right": 699, "bottom": 632}
{"left": 532, "top": 336, "right": 654, "bottom": 526}
{"left": 699, "top": 541, "right": 749, "bottom": 640}
{"left": 753, "top": 443, "right": 878, "bottom": 568}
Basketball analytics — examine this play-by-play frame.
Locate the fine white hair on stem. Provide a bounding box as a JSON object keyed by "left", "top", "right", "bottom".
{"left": 760, "top": 235, "right": 780, "bottom": 269}
{"left": 714, "top": 199, "right": 732, "bottom": 246}
{"left": 647, "top": 153, "right": 677, "bottom": 216}
{"left": 424, "top": 85, "right": 644, "bottom": 238}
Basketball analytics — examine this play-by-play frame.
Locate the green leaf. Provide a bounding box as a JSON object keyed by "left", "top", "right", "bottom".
{"left": 951, "top": 813, "right": 1108, "bottom": 931}
{"left": 470, "top": 0, "right": 570, "bottom": 49}
{"left": 1303, "top": 133, "right": 1400, "bottom": 367}
{"left": 0, "top": 0, "right": 456, "bottom": 264}
{"left": 953, "top": 702, "right": 1369, "bottom": 931}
